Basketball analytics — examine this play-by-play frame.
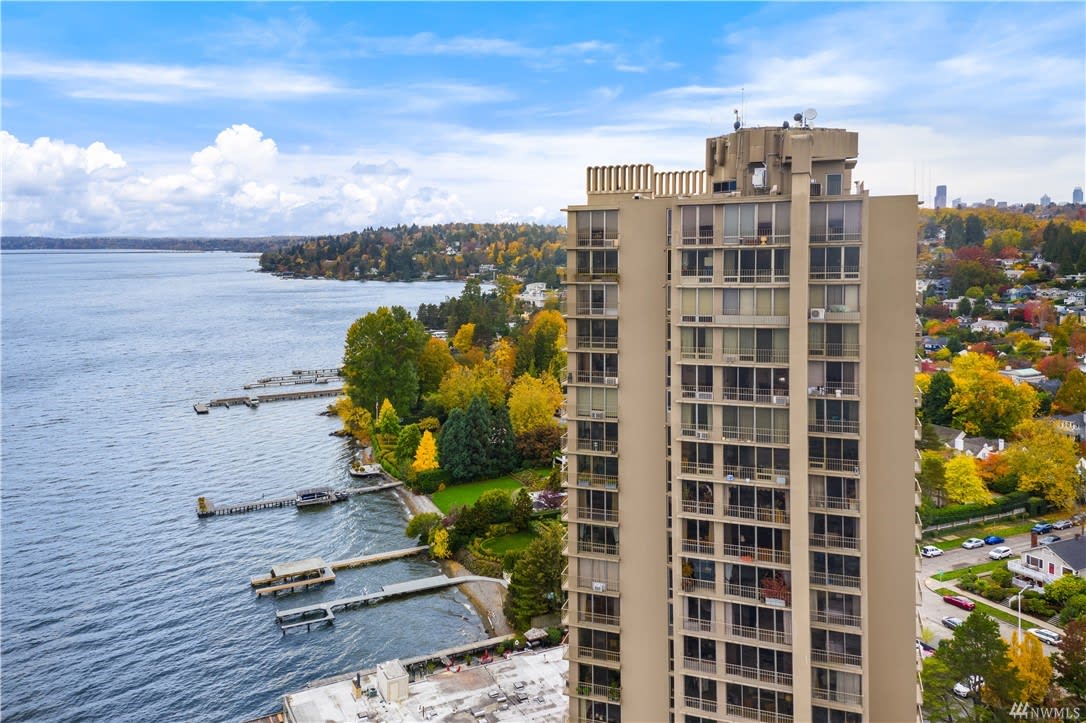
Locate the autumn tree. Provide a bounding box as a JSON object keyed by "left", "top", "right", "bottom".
{"left": 1037, "top": 353, "right": 1079, "bottom": 381}
{"left": 375, "top": 398, "right": 401, "bottom": 438}
{"left": 491, "top": 337, "right": 517, "bottom": 385}
{"left": 343, "top": 306, "right": 427, "bottom": 414}
{"left": 940, "top": 611, "right": 1021, "bottom": 714}
{"left": 452, "top": 322, "right": 477, "bottom": 355}
{"left": 332, "top": 396, "right": 372, "bottom": 444}
{"left": 1053, "top": 619, "right": 1086, "bottom": 703}
{"left": 418, "top": 336, "right": 455, "bottom": 398}
{"left": 943, "top": 454, "right": 992, "bottom": 505}
{"left": 494, "top": 274, "right": 523, "bottom": 315}
{"left": 429, "top": 525, "right": 451, "bottom": 559}
{"left": 1054, "top": 368, "right": 1086, "bottom": 413}
{"left": 395, "top": 423, "right": 422, "bottom": 466}
{"left": 515, "top": 425, "right": 563, "bottom": 466}
{"left": 1002, "top": 419, "right": 1081, "bottom": 511}
{"left": 405, "top": 511, "right": 442, "bottom": 545}
{"left": 432, "top": 360, "right": 508, "bottom": 413}
{"left": 1008, "top": 631, "right": 1052, "bottom": 704}
{"left": 412, "top": 430, "right": 439, "bottom": 473}
{"left": 949, "top": 352, "right": 1039, "bottom": 437}
{"left": 515, "top": 308, "right": 567, "bottom": 380}
{"left": 508, "top": 373, "right": 563, "bottom": 435}
{"left": 504, "top": 521, "right": 565, "bottom": 629}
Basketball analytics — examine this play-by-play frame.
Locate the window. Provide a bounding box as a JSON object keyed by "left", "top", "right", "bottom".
{"left": 713, "top": 180, "right": 737, "bottom": 193}
{"left": 826, "top": 173, "right": 842, "bottom": 197}
{"left": 576, "top": 210, "right": 618, "bottom": 245}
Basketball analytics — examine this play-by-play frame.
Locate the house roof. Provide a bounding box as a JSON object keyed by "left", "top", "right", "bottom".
{"left": 1047, "top": 536, "right": 1086, "bottom": 572}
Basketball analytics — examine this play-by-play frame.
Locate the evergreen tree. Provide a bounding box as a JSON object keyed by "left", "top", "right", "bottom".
{"left": 487, "top": 401, "right": 519, "bottom": 477}
{"left": 395, "top": 423, "right": 422, "bottom": 466}
{"left": 343, "top": 306, "right": 427, "bottom": 414}
{"left": 1053, "top": 619, "right": 1086, "bottom": 703}
{"left": 504, "top": 521, "right": 565, "bottom": 628}
{"left": 922, "top": 372, "right": 955, "bottom": 426}
{"left": 439, "top": 407, "right": 487, "bottom": 482}
{"left": 511, "top": 488, "right": 533, "bottom": 531}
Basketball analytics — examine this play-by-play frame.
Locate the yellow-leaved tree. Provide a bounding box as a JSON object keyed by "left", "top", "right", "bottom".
{"left": 949, "top": 352, "right": 1038, "bottom": 437}
{"left": 418, "top": 336, "right": 455, "bottom": 398}
{"left": 1002, "top": 419, "right": 1081, "bottom": 511}
{"left": 943, "top": 454, "right": 992, "bottom": 505}
{"left": 508, "top": 373, "right": 563, "bottom": 435}
{"left": 331, "top": 396, "right": 372, "bottom": 444}
{"left": 412, "top": 430, "right": 439, "bottom": 473}
{"left": 1008, "top": 631, "right": 1052, "bottom": 703}
{"left": 452, "top": 323, "right": 476, "bottom": 355}
{"left": 429, "top": 526, "right": 450, "bottom": 559}
{"left": 492, "top": 337, "right": 517, "bottom": 385}
{"left": 433, "top": 360, "right": 507, "bottom": 412}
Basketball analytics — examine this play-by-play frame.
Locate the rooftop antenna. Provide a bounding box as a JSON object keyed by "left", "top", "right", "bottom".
{"left": 803, "top": 107, "right": 817, "bottom": 128}
{"left": 733, "top": 108, "right": 741, "bottom": 131}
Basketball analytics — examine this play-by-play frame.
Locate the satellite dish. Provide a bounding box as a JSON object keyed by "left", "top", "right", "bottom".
{"left": 793, "top": 113, "right": 803, "bottom": 123}
{"left": 805, "top": 108, "right": 818, "bottom": 121}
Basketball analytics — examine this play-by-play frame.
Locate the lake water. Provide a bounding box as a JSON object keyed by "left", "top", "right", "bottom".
{"left": 0, "top": 251, "right": 486, "bottom": 722}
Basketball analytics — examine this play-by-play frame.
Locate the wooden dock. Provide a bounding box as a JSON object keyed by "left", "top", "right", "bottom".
{"left": 196, "top": 479, "right": 401, "bottom": 518}
{"left": 205, "top": 387, "right": 343, "bottom": 410}
{"left": 251, "top": 557, "right": 337, "bottom": 596}
{"left": 275, "top": 574, "right": 509, "bottom": 632}
{"left": 328, "top": 545, "right": 429, "bottom": 571}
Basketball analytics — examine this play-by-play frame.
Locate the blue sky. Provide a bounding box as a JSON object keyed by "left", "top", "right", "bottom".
{"left": 2, "top": 2, "right": 1083, "bottom": 237}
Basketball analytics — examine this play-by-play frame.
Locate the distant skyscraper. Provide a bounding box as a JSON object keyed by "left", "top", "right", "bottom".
{"left": 951, "top": 198, "right": 962, "bottom": 208}
{"left": 1074, "top": 187, "right": 1083, "bottom": 205}
{"left": 934, "top": 185, "right": 947, "bottom": 210}
{"left": 1041, "top": 193, "right": 1052, "bottom": 207}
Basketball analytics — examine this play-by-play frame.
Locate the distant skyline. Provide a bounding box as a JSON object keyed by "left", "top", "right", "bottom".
{"left": 2, "top": 2, "right": 1084, "bottom": 237}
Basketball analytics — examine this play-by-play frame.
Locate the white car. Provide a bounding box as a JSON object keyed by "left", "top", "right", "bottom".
{"left": 1053, "top": 519, "right": 1073, "bottom": 530}
{"left": 962, "top": 538, "right": 984, "bottom": 549}
{"left": 1028, "top": 628, "right": 1062, "bottom": 646}
{"left": 953, "top": 675, "right": 984, "bottom": 698}
{"left": 988, "top": 546, "right": 1012, "bottom": 560}
{"left": 921, "top": 545, "right": 944, "bottom": 558}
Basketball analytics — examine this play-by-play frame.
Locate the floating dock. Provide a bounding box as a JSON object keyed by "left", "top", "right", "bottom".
{"left": 196, "top": 478, "right": 400, "bottom": 518}
{"left": 251, "top": 557, "right": 337, "bottom": 596}
{"left": 275, "top": 574, "right": 509, "bottom": 632}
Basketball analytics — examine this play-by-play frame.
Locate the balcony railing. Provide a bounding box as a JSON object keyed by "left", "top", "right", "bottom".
{"left": 812, "top": 688, "right": 864, "bottom": 707}
{"left": 809, "top": 533, "right": 861, "bottom": 551}
{"left": 683, "top": 696, "right": 718, "bottom": 713}
{"left": 680, "top": 346, "right": 715, "bottom": 360}
{"left": 807, "top": 343, "right": 860, "bottom": 358}
{"left": 714, "top": 314, "right": 790, "bottom": 327}
{"left": 723, "top": 234, "right": 791, "bottom": 247}
{"left": 570, "top": 269, "right": 620, "bottom": 282}
{"left": 809, "top": 383, "right": 858, "bottom": 397}
{"left": 578, "top": 506, "right": 619, "bottom": 523}
{"left": 681, "top": 577, "right": 716, "bottom": 593}
{"left": 574, "top": 576, "right": 619, "bottom": 593}
{"left": 722, "top": 425, "right": 789, "bottom": 445}
{"left": 575, "top": 233, "right": 619, "bottom": 247}
{"left": 681, "top": 499, "right": 715, "bottom": 516}
{"left": 810, "top": 571, "right": 862, "bottom": 589}
{"left": 680, "top": 461, "right": 715, "bottom": 477}
{"left": 575, "top": 439, "right": 618, "bottom": 454}
{"left": 808, "top": 419, "right": 860, "bottom": 435}
{"left": 574, "top": 645, "right": 621, "bottom": 663}
{"left": 573, "top": 682, "right": 621, "bottom": 701}
{"left": 722, "top": 348, "right": 790, "bottom": 364}
{"left": 724, "top": 703, "right": 794, "bottom": 723}
{"left": 811, "top": 609, "right": 862, "bottom": 628}
{"left": 577, "top": 610, "right": 620, "bottom": 627}
{"left": 729, "top": 623, "right": 791, "bottom": 646}
{"left": 809, "top": 494, "right": 859, "bottom": 512}
{"left": 569, "top": 371, "right": 619, "bottom": 386}
{"left": 722, "top": 387, "right": 791, "bottom": 405}
{"left": 573, "top": 304, "right": 619, "bottom": 317}
{"left": 683, "top": 656, "right": 718, "bottom": 674}
{"left": 720, "top": 504, "right": 790, "bottom": 525}
{"left": 681, "top": 539, "right": 716, "bottom": 555}
{"left": 809, "top": 265, "right": 860, "bottom": 280}
{"left": 681, "top": 423, "right": 715, "bottom": 438}
{"left": 721, "top": 465, "right": 790, "bottom": 486}
{"left": 682, "top": 618, "right": 715, "bottom": 633}
{"left": 722, "top": 544, "right": 790, "bottom": 565}
{"left": 724, "top": 663, "right": 793, "bottom": 687}
{"left": 573, "top": 407, "right": 618, "bottom": 420}
{"left": 721, "top": 270, "right": 790, "bottom": 284}
{"left": 575, "top": 473, "right": 619, "bottom": 490}
{"left": 679, "top": 267, "right": 715, "bottom": 279}
{"left": 574, "top": 335, "right": 618, "bottom": 350}
{"left": 578, "top": 539, "right": 619, "bottom": 556}
{"left": 681, "top": 384, "right": 715, "bottom": 400}
{"left": 810, "top": 227, "right": 862, "bottom": 244}
{"left": 812, "top": 649, "right": 863, "bottom": 667}
{"left": 808, "top": 457, "right": 860, "bottom": 474}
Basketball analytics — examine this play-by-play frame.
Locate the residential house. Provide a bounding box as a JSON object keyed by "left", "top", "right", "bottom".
{"left": 970, "top": 319, "right": 1008, "bottom": 334}
{"left": 1007, "top": 535, "right": 1086, "bottom": 589}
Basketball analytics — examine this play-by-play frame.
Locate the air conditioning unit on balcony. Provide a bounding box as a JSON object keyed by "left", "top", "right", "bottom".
{"left": 696, "top": 431, "right": 709, "bottom": 440}
{"left": 772, "top": 395, "right": 789, "bottom": 405}
{"left": 604, "top": 376, "right": 618, "bottom": 386}
{"left": 810, "top": 308, "right": 826, "bottom": 320}
{"left": 696, "top": 392, "right": 713, "bottom": 400}
{"left": 590, "top": 410, "right": 604, "bottom": 419}
{"left": 722, "top": 354, "right": 739, "bottom": 363}
{"left": 592, "top": 581, "right": 607, "bottom": 592}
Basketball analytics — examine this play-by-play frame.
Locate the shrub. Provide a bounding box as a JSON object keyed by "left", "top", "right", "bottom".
{"left": 546, "top": 627, "right": 564, "bottom": 646}
{"left": 413, "top": 468, "right": 451, "bottom": 494}
{"left": 990, "top": 567, "right": 1012, "bottom": 588}
{"left": 1059, "top": 594, "right": 1086, "bottom": 626}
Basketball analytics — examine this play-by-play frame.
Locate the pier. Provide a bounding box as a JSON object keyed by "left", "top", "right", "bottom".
{"left": 196, "top": 478, "right": 400, "bottom": 518}
{"left": 204, "top": 387, "right": 343, "bottom": 410}
{"left": 275, "top": 574, "right": 509, "bottom": 632}
{"left": 247, "top": 546, "right": 429, "bottom": 597}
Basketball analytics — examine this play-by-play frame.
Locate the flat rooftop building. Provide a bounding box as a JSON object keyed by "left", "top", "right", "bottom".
{"left": 561, "top": 121, "right": 919, "bottom": 722}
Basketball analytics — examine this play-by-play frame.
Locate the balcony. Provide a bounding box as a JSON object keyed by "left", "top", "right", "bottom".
{"left": 810, "top": 571, "right": 862, "bottom": 590}
{"left": 681, "top": 499, "right": 715, "bottom": 516}
{"left": 682, "top": 618, "right": 716, "bottom": 633}
{"left": 720, "top": 504, "right": 790, "bottom": 525}
{"left": 722, "top": 387, "right": 791, "bottom": 405}
{"left": 728, "top": 623, "right": 791, "bottom": 646}
{"left": 809, "top": 533, "right": 860, "bottom": 551}
{"left": 574, "top": 576, "right": 619, "bottom": 593}
{"left": 808, "top": 419, "right": 860, "bottom": 435}
{"left": 722, "top": 544, "right": 790, "bottom": 565}
{"left": 577, "top": 610, "right": 620, "bottom": 627}
{"left": 807, "top": 343, "right": 860, "bottom": 358}
{"left": 721, "top": 270, "right": 790, "bottom": 284}
{"left": 682, "top": 656, "right": 718, "bottom": 675}
{"left": 681, "top": 577, "right": 716, "bottom": 593}
{"left": 683, "top": 696, "right": 718, "bottom": 713}
{"left": 572, "top": 304, "right": 619, "bottom": 317}
{"left": 681, "top": 423, "right": 715, "bottom": 440}
{"left": 812, "top": 688, "right": 864, "bottom": 708}
{"left": 724, "top": 703, "right": 793, "bottom": 723}
{"left": 721, "top": 465, "right": 790, "bottom": 486}
{"left": 809, "top": 265, "right": 860, "bottom": 281}
{"left": 577, "top": 506, "right": 619, "bottom": 523}
{"left": 573, "top": 682, "right": 621, "bottom": 702}
{"left": 575, "top": 232, "right": 619, "bottom": 248}
{"left": 574, "top": 335, "right": 618, "bottom": 350}
{"left": 575, "top": 438, "right": 618, "bottom": 455}
{"left": 722, "top": 348, "right": 790, "bottom": 364}
{"left": 811, "top": 609, "right": 862, "bottom": 629}
{"left": 808, "top": 457, "right": 860, "bottom": 475}
{"left": 570, "top": 269, "right": 620, "bottom": 283}
{"left": 680, "top": 461, "right": 715, "bottom": 477}
{"left": 713, "top": 314, "right": 790, "bottom": 327}
{"left": 681, "top": 384, "right": 715, "bottom": 400}
{"left": 812, "top": 649, "right": 863, "bottom": 667}
{"left": 573, "top": 645, "right": 621, "bottom": 664}
{"left": 681, "top": 539, "right": 716, "bottom": 556}
{"left": 809, "top": 495, "right": 859, "bottom": 512}
{"left": 722, "top": 426, "right": 789, "bottom": 445}
{"left": 810, "top": 227, "right": 862, "bottom": 244}
{"left": 573, "top": 407, "right": 618, "bottom": 421}
{"left": 578, "top": 539, "right": 619, "bottom": 557}
{"left": 724, "top": 663, "right": 793, "bottom": 688}
{"left": 808, "top": 383, "right": 859, "bottom": 397}
{"left": 569, "top": 371, "right": 619, "bottom": 386}
{"left": 723, "top": 234, "right": 791, "bottom": 248}
{"left": 680, "top": 346, "right": 715, "bottom": 361}
{"left": 575, "top": 473, "right": 619, "bottom": 490}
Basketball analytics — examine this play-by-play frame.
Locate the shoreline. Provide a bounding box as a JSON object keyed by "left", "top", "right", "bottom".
{"left": 391, "top": 484, "right": 514, "bottom": 638}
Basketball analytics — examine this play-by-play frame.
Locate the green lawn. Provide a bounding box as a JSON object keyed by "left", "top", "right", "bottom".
{"left": 481, "top": 531, "right": 536, "bottom": 557}
{"left": 932, "top": 559, "right": 1007, "bottom": 581}
{"left": 431, "top": 476, "right": 524, "bottom": 513}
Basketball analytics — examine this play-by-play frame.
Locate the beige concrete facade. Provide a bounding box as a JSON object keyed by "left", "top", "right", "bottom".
{"left": 562, "top": 124, "right": 918, "bottom": 723}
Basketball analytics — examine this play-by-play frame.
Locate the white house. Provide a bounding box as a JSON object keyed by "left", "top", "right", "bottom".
{"left": 970, "top": 319, "right": 1008, "bottom": 334}
{"left": 1007, "top": 536, "right": 1086, "bottom": 589}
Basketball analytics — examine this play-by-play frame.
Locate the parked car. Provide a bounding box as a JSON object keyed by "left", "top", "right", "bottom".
{"left": 953, "top": 675, "right": 984, "bottom": 698}
{"left": 1052, "top": 519, "right": 1073, "bottom": 530}
{"left": 1031, "top": 522, "right": 1054, "bottom": 534}
{"left": 983, "top": 535, "right": 1005, "bottom": 545}
{"left": 943, "top": 594, "right": 976, "bottom": 611}
{"left": 1038, "top": 535, "right": 1061, "bottom": 546}
{"left": 942, "top": 616, "right": 964, "bottom": 630}
{"left": 988, "top": 546, "right": 1012, "bottom": 560}
{"left": 962, "top": 538, "right": 985, "bottom": 549}
{"left": 921, "top": 545, "right": 944, "bottom": 558}
{"left": 1028, "top": 628, "right": 1062, "bottom": 646}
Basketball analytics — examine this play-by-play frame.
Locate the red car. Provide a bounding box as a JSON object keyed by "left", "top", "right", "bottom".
{"left": 943, "top": 594, "right": 976, "bottom": 611}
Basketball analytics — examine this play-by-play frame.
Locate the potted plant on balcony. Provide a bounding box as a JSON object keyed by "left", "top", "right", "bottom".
{"left": 761, "top": 573, "right": 790, "bottom": 607}
{"left": 681, "top": 560, "right": 694, "bottom": 591}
